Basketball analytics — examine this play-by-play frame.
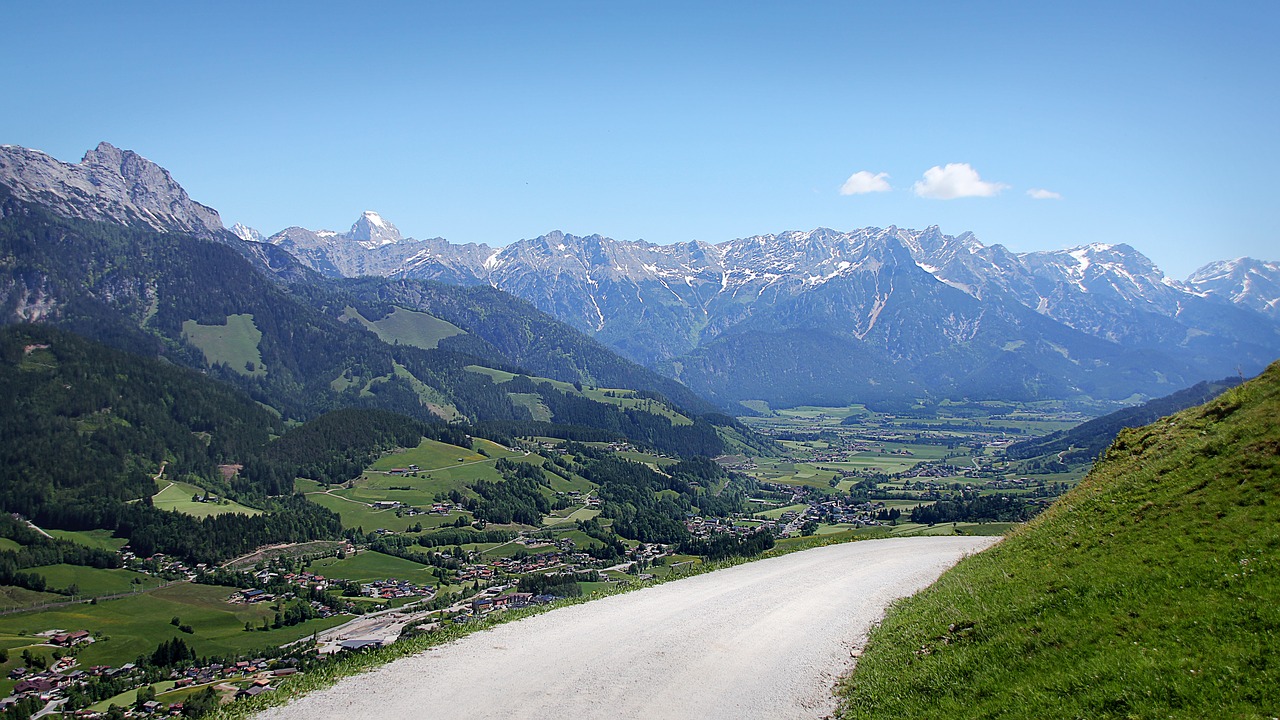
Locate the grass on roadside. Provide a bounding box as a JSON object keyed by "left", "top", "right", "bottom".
{"left": 837, "top": 362, "right": 1280, "bottom": 720}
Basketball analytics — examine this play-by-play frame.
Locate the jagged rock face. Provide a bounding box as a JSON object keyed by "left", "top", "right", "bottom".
{"left": 347, "top": 210, "right": 401, "bottom": 247}
{"left": 1187, "top": 257, "right": 1280, "bottom": 319}
{"left": 265, "top": 215, "right": 492, "bottom": 285}
{"left": 4, "top": 140, "right": 1274, "bottom": 405}
{"left": 229, "top": 223, "right": 264, "bottom": 243}
{"left": 0, "top": 142, "right": 223, "bottom": 238}
{"left": 261, "top": 216, "right": 1280, "bottom": 400}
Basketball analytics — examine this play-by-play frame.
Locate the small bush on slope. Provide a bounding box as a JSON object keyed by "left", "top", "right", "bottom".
{"left": 838, "top": 361, "right": 1280, "bottom": 719}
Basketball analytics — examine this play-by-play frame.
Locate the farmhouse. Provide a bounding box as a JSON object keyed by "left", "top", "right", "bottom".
{"left": 50, "top": 630, "right": 92, "bottom": 647}
{"left": 239, "top": 588, "right": 273, "bottom": 603}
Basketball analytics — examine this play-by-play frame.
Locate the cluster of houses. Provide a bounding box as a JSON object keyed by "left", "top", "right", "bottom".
{"left": 172, "top": 660, "right": 296, "bottom": 687}
{"left": 686, "top": 516, "right": 773, "bottom": 539}
{"left": 807, "top": 498, "right": 896, "bottom": 526}
{"left": 360, "top": 579, "right": 434, "bottom": 600}
{"left": 3, "top": 657, "right": 143, "bottom": 714}
{"left": 280, "top": 570, "right": 331, "bottom": 591}
{"left": 235, "top": 588, "right": 275, "bottom": 604}
{"left": 489, "top": 551, "right": 567, "bottom": 575}
{"left": 120, "top": 550, "right": 203, "bottom": 582}
{"left": 231, "top": 587, "right": 342, "bottom": 619}
{"left": 470, "top": 592, "right": 535, "bottom": 613}
{"left": 368, "top": 499, "right": 465, "bottom": 517}
{"left": 49, "top": 630, "right": 93, "bottom": 647}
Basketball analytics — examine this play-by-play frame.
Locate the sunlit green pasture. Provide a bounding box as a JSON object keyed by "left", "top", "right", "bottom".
{"left": 29, "top": 565, "right": 163, "bottom": 597}
{"left": 153, "top": 480, "right": 262, "bottom": 518}
{"left": 306, "top": 551, "right": 437, "bottom": 586}
{"left": 0, "top": 583, "right": 347, "bottom": 669}
{"left": 181, "top": 314, "right": 266, "bottom": 378}
{"left": 342, "top": 306, "right": 466, "bottom": 350}
{"left": 46, "top": 529, "right": 128, "bottom": 553}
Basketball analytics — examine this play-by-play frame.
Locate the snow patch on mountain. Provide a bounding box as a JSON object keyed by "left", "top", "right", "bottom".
{"left": 230, "top": 223, "right": 264, "bottom": 243}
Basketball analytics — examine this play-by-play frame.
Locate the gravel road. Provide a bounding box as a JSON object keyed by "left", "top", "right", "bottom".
{"left": 257, "top": 536, "right": 997, "bottom": 720}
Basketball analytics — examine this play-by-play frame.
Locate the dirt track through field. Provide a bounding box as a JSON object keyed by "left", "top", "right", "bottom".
{"left": 257, "top": 536, "right": 997, "bottom": 720}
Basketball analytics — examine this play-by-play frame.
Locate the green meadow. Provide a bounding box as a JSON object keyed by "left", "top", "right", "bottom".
{"left": 46, "top": 529, "right": 128, "bottom": 553}
{"left": 0, "top": 582, "right": 347, "bottom": 671}
{"left": 181, "top": 314, "right": 266, "bottom": 377}
{"left": 28, "top": 565, "right": 164, "bottom": 597}
{"left": 305, "top": 551, "right": 438, "bottom": 586}
{"left": 153, "top": 480, "right": 262, "bottom": 518}
{"left": 341, "top": 306, "right": 466, "bottom": 350}
{"left": 465, "top": 365, "right": 693, "bottom": 425}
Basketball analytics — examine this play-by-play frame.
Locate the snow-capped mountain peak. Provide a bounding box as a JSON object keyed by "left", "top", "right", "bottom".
{"left": 1187, "top": 257, "right": 1280, "bottom": 318}
{"left": 229, "top": 222, "right": 264, "bottom": 244}
{"left": 346, "top": 210, "right": 402, "bottom": 248}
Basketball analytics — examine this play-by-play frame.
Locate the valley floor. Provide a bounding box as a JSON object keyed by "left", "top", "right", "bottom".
{"left": 254, "top": 536, "right": 996, "bottom": 720}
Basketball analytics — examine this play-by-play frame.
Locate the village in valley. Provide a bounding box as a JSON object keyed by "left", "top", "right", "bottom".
{"left": 0, "top": 399, "right": 1088, "bottom": 719}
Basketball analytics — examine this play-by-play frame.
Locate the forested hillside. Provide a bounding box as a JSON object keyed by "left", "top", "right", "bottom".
{"left": 0, "top": 324, "right": 346, "bottom": 563}
{"left": 328, "top": 277, "right": 717, "bottom": 414}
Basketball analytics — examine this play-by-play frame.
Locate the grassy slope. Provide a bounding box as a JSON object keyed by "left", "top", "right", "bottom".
{"left": 153, "top": 480, "right": 263, "bottom": 518}
{"left": 465, "top": 364, "right": 694, "bottom": 425}
{"left": 838, "top": 362, "right": 1280, "bottom": 719}
{"left": 45, "top": 529, "right": 128, "bottom": 553}
{"left": 305, "top": 551, "right": 439, "bottom": 586}
{"left": 27, "top": 564, "right": 164, "bottom": 596}
{"left": 341, "top": 306, "right": 466, "bottom": 350}
{"left": 0, "top": 583, "right": 346, "bottom": 670}
{"left": 180, "top": 313, "right": 267, "bottom": 377}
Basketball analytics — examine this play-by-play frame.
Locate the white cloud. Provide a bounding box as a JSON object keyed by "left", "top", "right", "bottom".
{"left": 839, "top": 171, "right": 892, "bottom": 196}
{"left": 912, "top": 163, "right": 1009, "bottom": 199}
{"left": 1027, "top": 188, "right": 1062, "bottom": 200}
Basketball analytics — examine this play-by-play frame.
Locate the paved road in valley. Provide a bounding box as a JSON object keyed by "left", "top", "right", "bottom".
{"left": 257, "top": 536, "right": 997, "bottom": 720}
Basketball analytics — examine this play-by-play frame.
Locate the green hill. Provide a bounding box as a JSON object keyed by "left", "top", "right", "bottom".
{"left": 1004, "top": 374, "right": 1243, "bottom": 464}
{"left": 839, "top": 360, "right": 1280, "bottom": 719}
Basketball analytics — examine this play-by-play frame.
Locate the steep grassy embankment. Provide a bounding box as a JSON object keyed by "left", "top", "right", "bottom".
{"left": 838, "top": 361, "right": 1280, "bottom": 719}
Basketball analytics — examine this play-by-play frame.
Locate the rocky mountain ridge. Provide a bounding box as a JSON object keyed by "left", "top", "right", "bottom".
{"left": 0, "top": 142, "right": 224, "bottom": 239}
{"left": 3, "top": 141, "right": 1277, "bottom": 408}
{"left": 251, "top": 213, "right": 1280, "bottom": 406}
{"left": 261, "top": 217, "right": 1280, "bottom": 361}
{"left": 1186, "top": 257, "right": 1280, "bottom": 319}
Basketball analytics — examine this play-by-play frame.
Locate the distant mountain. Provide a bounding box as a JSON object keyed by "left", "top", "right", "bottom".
{"left": 1186, "top": 257, "right": 1280, "bottom": 319}
{"left": 229, "top": 222, "right": 264, "bottom": 243}
{"left": 6, "top": 141, "right": 1277, "bottom": 410}
{"left": 266, "top": 214, "right": 491, "bottom": 284}
{"left": 265, "top": 218, "right": 1280, "bottom": 407}
{"left": 0, "top": 144, "right": 746, "bottom": 456}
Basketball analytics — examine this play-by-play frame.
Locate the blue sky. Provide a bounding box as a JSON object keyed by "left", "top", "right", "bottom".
{"left": 3, "top": 1, "right": 1276, "bottom": 277}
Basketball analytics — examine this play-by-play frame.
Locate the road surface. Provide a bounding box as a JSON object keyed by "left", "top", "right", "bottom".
{"left": 257, "top": 536, "right": 997, "bottom": 720}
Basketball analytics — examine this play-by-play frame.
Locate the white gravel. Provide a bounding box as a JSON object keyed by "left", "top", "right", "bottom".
{"left": 257, "top": 536, "right": 997, "bottom": 720}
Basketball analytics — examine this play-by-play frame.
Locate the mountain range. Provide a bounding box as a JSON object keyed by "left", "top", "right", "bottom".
{"left": 1, "top": 142, "right": 765, "bottom": 461}
{"left": 3, "top": 141, "right": 1279, "bottom": 411}
{"left": 253, "top": 206, "right": 1280, "bottom": 408}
